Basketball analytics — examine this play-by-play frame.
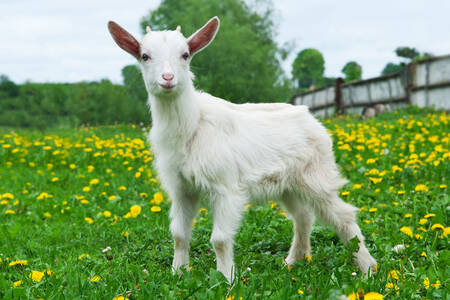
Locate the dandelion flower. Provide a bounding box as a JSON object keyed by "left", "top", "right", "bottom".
{"left": 419, "top": 218, "right": 427, "bottom": 225}
{"left": 130, "top": 205, "right": 141, "bottom": 217}
{"left": 151, "top": 192, "right": 164, "bottom": 205}
{"left": 363, "top": 292, "right": 383, "bottom": 300}
{"left": 90, "top": 179, "right": 99, "bottom": 185}
{"left": 85, "top": 217, "right": 94, "bottom": 224}
{"left": 404, "top": 213, "right": 412, "bottom": 218}
{"left": 9, "top": 260, "right": 28, "bottom": 266}
{"left": 103, "top": 211, "right": 111, "bottom": 217}
{"left": 151, "top": 206, "right": 161, "bottom": 213}
{"left": 431, "top": 224, "right": 444, "bottom": 230}
{"left": 30, "top": 270, "right": 44, "bottom": 282}
{"left": 400, "top": 226, "right": 413, "bottom": 238}
{"left": 13, "top": 280, "right": 22, "bottom": 287}
{"left": 423, "top": 277, "right": 430, "bottom": 290}
{"left": 5, "top": 209, "right": 15, "bottom": 215}
{"left": 388, "top": 270, "right": 399, "bottom": 280}
{"left": 90, "top": 275, "right": 101, "bottom": 282}
{"left": 414, "top": 184, "right": 428, "bottom": 192}
{"left": 424, "top": 213, "right": 435, "bottom": 218}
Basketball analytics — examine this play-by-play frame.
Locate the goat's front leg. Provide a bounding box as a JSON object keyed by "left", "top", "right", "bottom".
{"left": 210, "top": 192, "right": 245, "bottom": 283}
{"left": 169, "top": 187, "right": 198, "bottom": 275}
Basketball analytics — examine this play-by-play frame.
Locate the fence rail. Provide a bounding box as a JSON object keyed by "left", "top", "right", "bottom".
{"left": 292, "top": 54, "right": 450, "bottom": 116}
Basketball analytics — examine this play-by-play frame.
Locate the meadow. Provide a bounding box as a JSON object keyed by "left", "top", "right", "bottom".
{"left": 0, "top": 107, "right": 448, "bottom": 299}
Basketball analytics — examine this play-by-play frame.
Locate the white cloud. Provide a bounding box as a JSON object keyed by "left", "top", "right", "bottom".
{"left": 0, "top": 0, "right": 448, "bottom": 84}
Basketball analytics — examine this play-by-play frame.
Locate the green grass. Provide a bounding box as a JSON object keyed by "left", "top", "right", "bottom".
{"left": 0, "top": 107, "right": 448, "bottom": 299}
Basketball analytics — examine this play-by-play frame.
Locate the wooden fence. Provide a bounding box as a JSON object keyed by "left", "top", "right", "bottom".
{"left": 292, "top": 54, "right": 450, "bottom": 117}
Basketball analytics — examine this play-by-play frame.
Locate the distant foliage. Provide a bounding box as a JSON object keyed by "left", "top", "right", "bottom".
{"left": 341, "top": 61, "right": 362, "bottom": 82}
{"left": 0, "top": 76, "right": 150, "bottom": 129}
{"left": 382, "top": 47, "right": 433, "bottom": 76}
{"left": 381, "top": 62, "right": 405, "bottom": 76}
{"left": 291, "top": 48, "right": 325, "bottom": 90}
{"left": 140, "top": 0, "right": 291, "bottom": 103}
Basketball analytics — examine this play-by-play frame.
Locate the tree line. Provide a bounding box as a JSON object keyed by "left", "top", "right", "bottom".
{"left": 0, "top": 0, "right": 434, "bottom": 128}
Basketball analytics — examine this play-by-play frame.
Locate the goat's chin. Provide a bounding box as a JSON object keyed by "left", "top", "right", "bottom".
{"left": 150, "top": 85, "right": 180, "bottom": 99}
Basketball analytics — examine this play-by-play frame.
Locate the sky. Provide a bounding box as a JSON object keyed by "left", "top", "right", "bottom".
{"left": 0, "top": 0, "right": 448, "bottom": 84}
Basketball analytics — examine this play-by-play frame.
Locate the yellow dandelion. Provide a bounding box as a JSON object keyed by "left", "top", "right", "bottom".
{"left": 414, "top": 184, "right": 428, "bottom": 192}
{"left": 369, "top": 208, "right": 377, "bottom": 212}
{"left": 151, "top": 206, "right": 161, "bottom": 213}
{"left": 363, "top": 292, "right": 383, "bottom": 300}
{"left": 78, "top": 253, "right": 90, "bottom": 260}
{"left": 440, "top": 184, "right": 447, "bottom": 189}
{"left": 85, "top": 217, "right": 94, "bottom": 224}
{"left": 108, "top": 195, "right": 117, "bottom": 201}
{"left": 103, "top": 211, "right": 111, "bottom": 217}
{"left": 431, "top": 280, "right": 440, "bottom": 289}
{"left": 5, "top": 209, "right": 15, "bottom": 215}
{"left": 420, "top": 251, "right": 427, "bottom": 258}
{"left": 13, "top": 280, "right": 22, "bottom": 287}
{"left": 135, "top": 172, "right": 141, "bottom": 178}
{"left": 44, "top": 212, "right": 52, "bottom": 218}
{"left": 119, "top": 186, "right": 127, "bottom": 191}
{"left": 130, "top": 205, "right": 142, "bottom": 217}
{"left": 414, "top": 234, "right": 423, "bottom": 240}
{"left": 87, "top": 165, "right": 94, "bottom": 172}
{"left": 123, "top": 231, "right": 129, "bottom": 237}
{"left": 3, "top": 193, "right": 14, "bottom": 199}
{"left": 369, "top": 177, "right": 382, "bottom": 184}
{"left": 424, "top": 213, "right": 435, "bottom": 218}
{"left": 423, "top": 277, "right": 430, "bottom": 290}
{"left": 418, "top": 218, "right": 427, "bottom": 225}
{"left": 400, "top": 226, "right": 413, "bottom": 238}
{"left": 431, "top": 224, "right": 444, "bottom": 230}
{"left": 9, "top": 260, "right": 28, "bottom": 267}
{"left": 404, "top": 213, "right": 412, "bottom": 218}
{"left": 51, "top": 177, "right": 59, "bottom": 182}
{"left": 297, "top": 289, "right": 304, "bottom": 295}
{"left": 353, "top": 184, "right": 363, "bottom": 189}
{"left": 90, "top": 275, "right": 101, "bottom": 282}
{"left": 89, "top": 179, "right": 99, "bottom": 185}
{"left": 83, "top": 186, "right": 91, "bottom": 192}
{"left": 388, "top": 270, "right": 399, "bottom": 280}
{"left": 443, "top": 227, "right": 450, "bottom": 237}
{"left": 151, "top": 192, "right": 164, "bottom": 205}
{"left": 70, "top": 164, "right": 76, "bottom": 169}
{"left": 30, "top": 270, "right": 45, "bottom": 282}
{"left": 112, "top": 296, "right": 129, "bottom": 300}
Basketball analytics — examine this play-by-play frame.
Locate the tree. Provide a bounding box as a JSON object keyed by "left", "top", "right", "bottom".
{"left": 0, "top": 74, "right": 19, "bottom": 98}
{"left": 395, "top": 47, "right": 419, "bottom": 61}
{"left": 341, "top": 61, "right": 362, "bottom": 82}
{"left": 381, "top": 62, "right": 405, "bottom": 75}
{"left": 121, "top": 65, "right": 147, "bottom": 103}
{"left": 291, "top": 48, "right": 325, "bottom": 90}
{"left": 140, "top": 0, "right": 291, "bottom": 103}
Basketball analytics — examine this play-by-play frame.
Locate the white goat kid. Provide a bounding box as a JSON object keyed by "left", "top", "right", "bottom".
{"left": 108, "top": 17, "right": 377, "bottom": 282}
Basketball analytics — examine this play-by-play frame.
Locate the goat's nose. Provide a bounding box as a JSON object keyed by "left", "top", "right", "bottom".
{"left": 162, "top": 73, "right": 174, "bottom": 81}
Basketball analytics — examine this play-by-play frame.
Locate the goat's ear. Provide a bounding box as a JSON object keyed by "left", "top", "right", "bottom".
{"left": 187, "top": 17, "right": 220, "bottom": 56}
{"left": 108, "top": 21, "right": 140, "bottom": 59}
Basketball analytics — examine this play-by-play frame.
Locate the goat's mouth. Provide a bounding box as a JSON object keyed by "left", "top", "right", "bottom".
{"left": 159, "top": 83, "right": 176, "bottom": 91}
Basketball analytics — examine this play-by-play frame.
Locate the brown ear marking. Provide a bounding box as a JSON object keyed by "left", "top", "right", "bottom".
{"left": 188, "top": 17, "right": 220, "bottom": 55}
{"left": 108, "top": 21, "right": 140, "bottom": 59}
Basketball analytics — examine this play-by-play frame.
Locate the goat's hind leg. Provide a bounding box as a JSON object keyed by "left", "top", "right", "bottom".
{"left": 282, "top": 195, "right": 314, "bottom": 267}
{"left": 313, "top": 193, "right": 377, "bottom": 275}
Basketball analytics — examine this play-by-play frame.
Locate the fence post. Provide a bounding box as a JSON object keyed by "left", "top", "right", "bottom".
{"left": 335, "top": 77, "right": 344, "bottom": 114}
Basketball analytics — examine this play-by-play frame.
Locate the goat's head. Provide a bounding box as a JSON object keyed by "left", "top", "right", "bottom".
{"left": 108, "top": 17, "right": 220, "bottom": 98}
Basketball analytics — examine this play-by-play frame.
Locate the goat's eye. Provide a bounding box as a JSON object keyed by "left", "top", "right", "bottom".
{"left": 182, "top": 52, "right": 189, "bottom": 60}
{"left": 142, "top": 53, "right": 150, "bottom": 61}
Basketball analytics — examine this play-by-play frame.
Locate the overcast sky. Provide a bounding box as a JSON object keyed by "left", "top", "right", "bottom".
{"left": 1, "top": 0, "right": 448, "bottom": 84}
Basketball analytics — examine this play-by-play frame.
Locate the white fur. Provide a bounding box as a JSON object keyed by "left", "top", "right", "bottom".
{"left": 109, "top": 17, "right": 377, "bottom": 282}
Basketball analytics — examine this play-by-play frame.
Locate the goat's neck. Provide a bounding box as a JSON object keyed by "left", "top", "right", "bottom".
{"left": 149, "top": 85, "right": 200, "bottom": 145}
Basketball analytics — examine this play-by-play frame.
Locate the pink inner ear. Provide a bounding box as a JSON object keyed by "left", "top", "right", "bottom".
{"left": 188, "top": 19, "right": 219, "bottom": 55}
{"left": 108, "top": 21, "right": 140, "bottom": 59}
